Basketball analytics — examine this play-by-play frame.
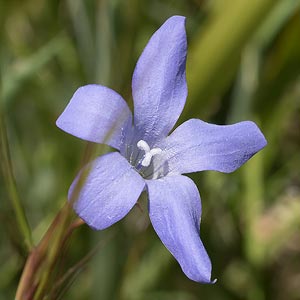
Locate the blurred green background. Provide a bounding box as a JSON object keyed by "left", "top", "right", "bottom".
{"left": 1, "top": 0, "right": 300, "bottom": 299}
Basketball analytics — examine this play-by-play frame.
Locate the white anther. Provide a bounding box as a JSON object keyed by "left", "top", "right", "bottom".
{"left": 137, "top": 140, "right": 162, "bottom": 167}
{"left": 142, "top": 152, "right": 152, "bottom": 167}
{"left": 137, "top": 140, "right": 150, "bottom": 152}
{"left": 150, "top": 148, "right": 162, "bottom": 156}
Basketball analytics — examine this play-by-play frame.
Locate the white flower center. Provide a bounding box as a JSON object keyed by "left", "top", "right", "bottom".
{"left": 137, "top": 140, "right": 162, "bottom": 167}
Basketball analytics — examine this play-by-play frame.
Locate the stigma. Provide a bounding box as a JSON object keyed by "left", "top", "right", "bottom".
{"left": 137, "top": 140, "right": 162, "bottom": 167}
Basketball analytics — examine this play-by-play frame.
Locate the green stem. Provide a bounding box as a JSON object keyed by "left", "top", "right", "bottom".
{"left": 33, "top": 205, "right": 74, "bottom": 300}
{"left": 15, "top": 204, "right": 76, "bottom": 300}
{"left": 0, "top": 114, "right": 33, "bottom": 251}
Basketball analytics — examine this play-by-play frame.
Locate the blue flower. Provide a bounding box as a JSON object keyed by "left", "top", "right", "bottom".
{"left": 56, "top": 16, "right": 266, "bottom": 283}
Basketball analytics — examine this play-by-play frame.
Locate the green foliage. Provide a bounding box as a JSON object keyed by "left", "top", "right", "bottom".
{"left": 1, "top": 0, "right": 300, "bottom": 299}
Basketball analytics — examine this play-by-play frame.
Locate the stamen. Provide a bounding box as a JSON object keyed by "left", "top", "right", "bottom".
{"left": 150, "top": 148, "right": 162, "bottom": 156}
{"left": 137, "top": 140, "right": 150, "bottom": 152}
{"left": 136, "top": 140, "right": 162, "bottom": 167}
{"left": 142, "top": 152, "right": 152, "bottom": 167}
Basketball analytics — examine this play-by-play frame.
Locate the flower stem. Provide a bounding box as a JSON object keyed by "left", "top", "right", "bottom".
{"left": 0, "top": 114, "right": 33, "bottom": 251}
{"left": 15, "top": 203, "right": 79, "bottom": 300}
{"left": 32, "top": 204, "right": 74, "bottom": 300}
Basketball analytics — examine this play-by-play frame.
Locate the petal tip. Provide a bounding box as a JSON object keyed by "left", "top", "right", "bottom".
{"left": 260, "top": 135, "right": 268, "bottom": 149}
{"left": 55, "top": 114, "right": 64, "bottom": 130}
{"left": 167, "top": 15, "right": 186, "bottom": 22}
{"left": 55, "top": 112, "right": 70, "bottom": 136}
{"left": 164, "top": 15, "right": 186, "bottom": 31}
{"left": 247, "top": 120, "right": 267, "bottom": 151}
{"left": 187, "top": 270, "right": 214, "bottom": 284}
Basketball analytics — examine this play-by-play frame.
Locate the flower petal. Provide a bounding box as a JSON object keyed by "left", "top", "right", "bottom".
{"left": 132, "top": 16, "right": 187, "bottom": 142}
{"left": 160, "top": 119, "right": 267, "bottom": 174}
{"left": 70, "top": 152, "right": 145, "bottom": 230}
{"left": 56, "top": 84, "right": 132, "bottom": 150}
{"left": 147, "top": 175, "right": 213, "bottom": 283}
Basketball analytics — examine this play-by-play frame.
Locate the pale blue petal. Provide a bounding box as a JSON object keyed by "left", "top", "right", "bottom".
{"left": 132, "top": 16, "right": 187, "bottom": 142}
{"left": 70, "top": 152, "right": 145, "bottom": 230}
{"left": 159, "top": 119, "right": 267, "bottom": 174}
{"left": 56, "top": 84, "right": 132, "bottom": 150}
{"left": 147, "top": 175, "right": 213, "bottom": 283}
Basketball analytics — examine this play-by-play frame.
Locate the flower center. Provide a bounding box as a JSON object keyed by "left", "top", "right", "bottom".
{"left": 137, "top": 140, "right": 162, "bottom": 167}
